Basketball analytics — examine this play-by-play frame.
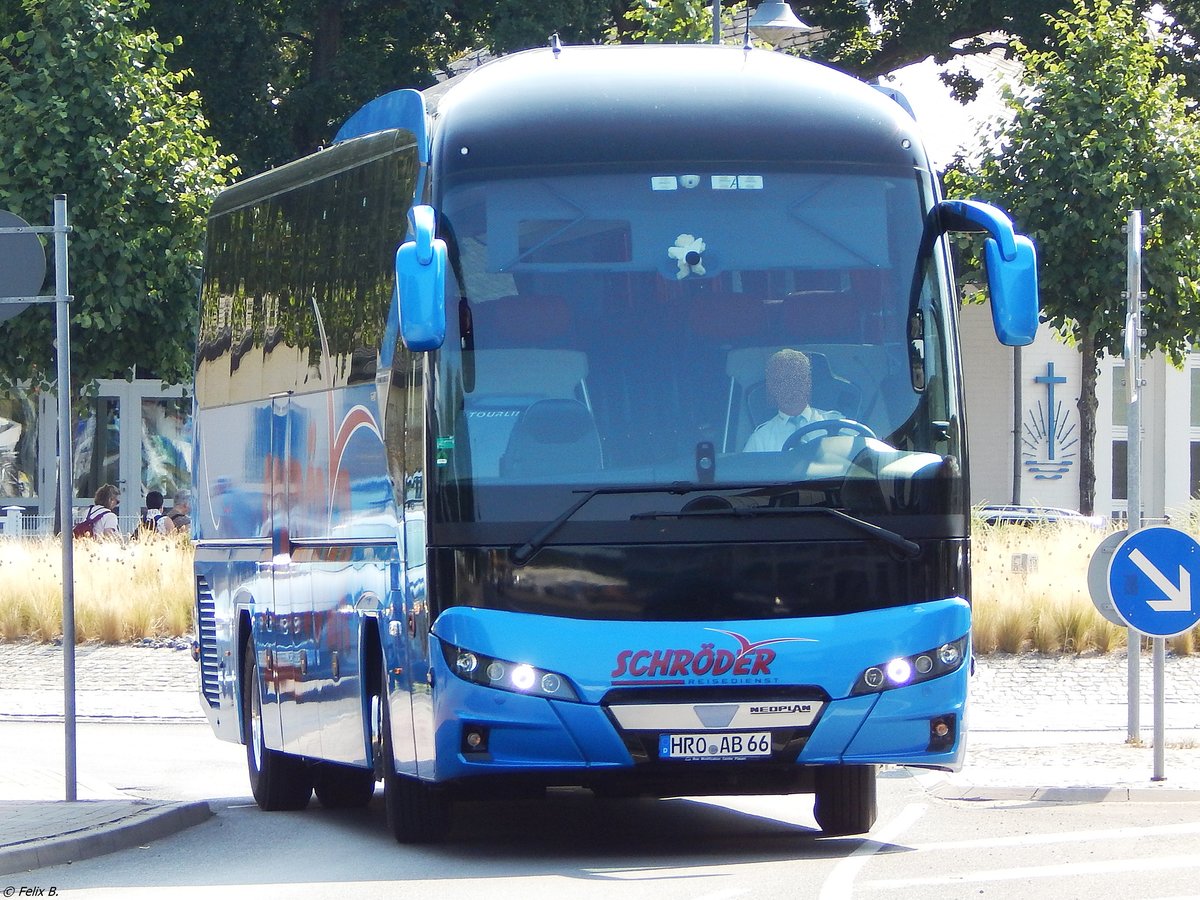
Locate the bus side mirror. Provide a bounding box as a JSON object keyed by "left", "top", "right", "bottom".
{"left": 395, "top": 205, "right": 447, "bottom": 351}
{"left": 938, "top": 200, "right": 1039, "bottom": 347}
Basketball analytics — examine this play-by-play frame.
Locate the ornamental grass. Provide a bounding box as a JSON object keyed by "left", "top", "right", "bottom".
{"left": 1, "top": 517, "right": 1198, "bottom": 651}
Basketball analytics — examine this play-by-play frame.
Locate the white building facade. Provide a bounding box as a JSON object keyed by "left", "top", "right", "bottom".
{"left": 960, "top": 302, "right": 1197, "bottom": 520}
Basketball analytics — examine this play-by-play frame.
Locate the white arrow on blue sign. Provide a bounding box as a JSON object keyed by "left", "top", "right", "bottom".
{"left": 1107, "top": 526, "right": 1200, "bottom": 638}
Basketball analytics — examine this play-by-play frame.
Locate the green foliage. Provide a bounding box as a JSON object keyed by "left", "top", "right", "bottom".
{"left": 620, "top": 0, "right": 745, "bottom": 44}
{"left": 0, "top": 0, "right": 236, "bottom": 387}
{"left": 141, "top": 1, "right": 465, "bottom": 173}
{"left": 798, "top": 1, "right": 1156, "bottom": 93}
{"left": 949, "top": 0, "right": 1200, "bottom": 362}
{"left": 947, "top": 0, "right": 1200, "bottom": 512}
{"left": 458, "top": 0, "right": 614, "bottom": 54}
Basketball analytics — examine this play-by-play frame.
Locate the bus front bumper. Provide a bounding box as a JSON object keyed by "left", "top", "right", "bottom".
{"left": 426, "top": 647, "right": 968, "bottom": 790}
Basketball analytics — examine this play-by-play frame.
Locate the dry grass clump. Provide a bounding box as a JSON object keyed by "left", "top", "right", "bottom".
{"left": 0, "top": 534, "right": 193, "bottom": 643}
{"left": 5, "top": 517, "right": 1200, "bottom": 652}
{"left": 972, "top": 517, "right": 1200, "bottom": 655}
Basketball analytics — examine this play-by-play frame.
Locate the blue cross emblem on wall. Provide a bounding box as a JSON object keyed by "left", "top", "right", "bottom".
{"left": 1022, "top": 362, "right": 1077, "bottom": 479}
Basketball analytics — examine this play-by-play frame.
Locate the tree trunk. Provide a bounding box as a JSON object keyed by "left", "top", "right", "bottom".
{"left": 292, "top": 3, "right": 344, "bottom": 157}
{"left": 1077, "top": 333, "right": 1099, "bottom": 515}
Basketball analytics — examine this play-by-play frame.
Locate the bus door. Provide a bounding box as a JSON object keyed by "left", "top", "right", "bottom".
{"left": 379, "top": 507, "right": 427, "bottom": 777}
{"left": 403, "top": 508, "right": 436, "bottom": 776}
{"left": 269, "top": 392, "right": 322, "bottom": 758}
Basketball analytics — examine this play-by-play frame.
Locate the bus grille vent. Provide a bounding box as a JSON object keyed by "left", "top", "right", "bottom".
{"left": 196, "top": 576, "right": 221, "bottom": 707}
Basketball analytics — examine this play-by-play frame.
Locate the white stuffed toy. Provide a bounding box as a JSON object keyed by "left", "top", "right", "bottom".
{"left": 668, "top": 233, "right": 706, "bottom": 279}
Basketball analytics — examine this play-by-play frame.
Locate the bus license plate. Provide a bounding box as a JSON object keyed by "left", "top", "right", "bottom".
{"left": 659, "top": 732, "right": 772, "bottom": 760}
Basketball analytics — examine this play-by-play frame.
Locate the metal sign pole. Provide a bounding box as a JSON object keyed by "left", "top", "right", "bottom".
{"left": 0, "top": 196, "right": 76, "bottom": 800}
{"left": 1124, "top": 209, "right": 1142, "bottom": 743}
{"left": 53, "top": 196, "right": 78, "bottom": 800}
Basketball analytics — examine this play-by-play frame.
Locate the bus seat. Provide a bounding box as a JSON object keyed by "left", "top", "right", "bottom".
{"left": 723, "top": 347, "right": 861, "bottom": 451}
{"left": 463, "top": 349, "right": 591, "bottom": 477}
{"left": 777, "top": 283, "right": 884, "bottom": 344}
{"left": 470, "top": 294, "right": 572, "bottom": 348}
{"left": 499, "top": 399, "right": 603, "bottom": 478}
{"left": 688, "top": 292, "right": 769, "bottom": 342}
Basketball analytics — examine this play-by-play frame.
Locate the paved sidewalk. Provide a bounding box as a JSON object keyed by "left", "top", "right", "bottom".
{"left": 1, "top": 644, "right": 1199, "bottom": 875}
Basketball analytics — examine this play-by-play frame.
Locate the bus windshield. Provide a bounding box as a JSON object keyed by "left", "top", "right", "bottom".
{"left": 430, "top": 164, "right": 963, "bottom": 531}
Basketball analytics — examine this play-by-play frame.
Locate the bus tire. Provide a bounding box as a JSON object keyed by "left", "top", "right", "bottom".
{"left": 812, "top": 764, "right": 877, "bottom": 836}
{"left": 313, "top": 762, "right": 376, "bottom": 809}
{"left": 241, "top": 643, "right": 312, "bottom": 811}
{"left": 380, "top": 669, "right": 450, "bottom": 843}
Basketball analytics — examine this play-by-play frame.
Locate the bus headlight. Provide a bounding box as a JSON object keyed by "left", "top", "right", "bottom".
{"left": 440, "top": 640, "right": 579, "bottom": 702}
{"left": 850, "top": 635, "right": 968, "bottom": 695}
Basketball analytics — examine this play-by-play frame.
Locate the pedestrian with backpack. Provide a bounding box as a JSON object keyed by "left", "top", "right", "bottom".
{"left": 165, "top": 489, "right": 191, "bottom": 535}
{"left": 131, "top": 490, "right": 175, "bottom": 540}
{"left": 73, "top": 483, "right": 121, "bottom": 540}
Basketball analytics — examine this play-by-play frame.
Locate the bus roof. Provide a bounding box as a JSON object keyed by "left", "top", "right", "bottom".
{"left": 431, "top": 44, "right": 928, "bottom": 176}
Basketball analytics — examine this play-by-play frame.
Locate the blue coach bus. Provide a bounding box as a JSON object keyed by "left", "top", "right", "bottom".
{"left": 193, "top": 42, "right": 1037, "bottom": 841}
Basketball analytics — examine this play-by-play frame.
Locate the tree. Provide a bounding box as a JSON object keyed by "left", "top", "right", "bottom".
{"left": 141, "top": 1, "right": 1200, "bottom": 172}
{"left": 946, "top": 0, "right": 1200, "bottom": 514}
{"left": 0, "top": 0, "right": 235, "bottom": 388}
{"left": 141, "top": 2, "right": 470, "bottom": 174}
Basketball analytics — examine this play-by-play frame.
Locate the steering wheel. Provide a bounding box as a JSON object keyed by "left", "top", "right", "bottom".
{"left": 781, "top": 417, "right": 877, "bottom": 452}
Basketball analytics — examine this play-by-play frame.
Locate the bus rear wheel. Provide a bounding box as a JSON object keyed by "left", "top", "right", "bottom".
{"left": 812, "top": 764, "right": 877, "bottom": 836}
{"left": 379, "top": 669, "right": 450, "bottom": 843}
{"left": 241, "top": 642, "right": 312, "bottom": 811}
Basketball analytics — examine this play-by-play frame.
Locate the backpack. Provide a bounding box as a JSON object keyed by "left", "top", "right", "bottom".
{"left": 130, "top": 511, "right": 164, "bottom": 541}
{"left": 72, "top": 506, "right": 107, "bottom": 539}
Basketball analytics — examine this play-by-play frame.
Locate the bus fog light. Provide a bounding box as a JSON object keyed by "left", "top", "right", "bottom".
{"left": 486, "top": 661, "right": 506, "bottom": 683}
{"left": 928, "top": 713, "right": 956, "bottom": 751}
{"left": 541, "top": 673, "right": 562, "bottom": 694}
{"left": 863, "top": 667, "right": 885, "bottom": 688}
{"left": 914, "top": 655, "right": 933, "bottom": 675}
{"left": 462, "top": 725, "right": 489, "bottom": 753}
{"left": 886, "top": 657, "right": 913, "bottom": 685}
{"left": 511, "top": 664, "right": 536, "bottom": 691}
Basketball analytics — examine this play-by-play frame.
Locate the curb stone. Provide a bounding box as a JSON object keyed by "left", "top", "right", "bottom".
{"left": 0, "top": 801, "right": 212, "bottom": 877}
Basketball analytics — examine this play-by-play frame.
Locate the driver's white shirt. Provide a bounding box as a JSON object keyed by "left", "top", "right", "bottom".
{"left": 743, "top": 406, "right": 842, "bottom": 452}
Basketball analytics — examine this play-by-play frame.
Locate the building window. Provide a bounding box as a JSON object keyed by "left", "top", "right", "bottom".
{"left": 1111, "top": 364, "right": 1128, "bottom": 507}
{"left": 1112, "top": 439, "right": 1127, "bottom": 501}
{"left": 1191, "top": 367, "right": 1200, "bottom": 498}
{"left": 1112, "top": 364, "right": 1127, "bottom": 427}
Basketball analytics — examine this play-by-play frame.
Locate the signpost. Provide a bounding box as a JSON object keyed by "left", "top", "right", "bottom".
{"left": 1095, "top": 525, "right": 1200, "bottom": 782}
{"left": 1087, "top": 208, "right": 1195, "bottom": 783}
{"left": 1107, "top": 527, "right": 1200, "bottom": 638}
{"left": 0, "top": 197, "right": 76, "bottom": 801}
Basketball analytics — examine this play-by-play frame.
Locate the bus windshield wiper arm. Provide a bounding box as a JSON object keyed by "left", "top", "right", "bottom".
{"left": 511, "top": 482, "right": 753, "bottom": 565}
{"left": 631, "top": 505, "right": 921, "bottom": 558}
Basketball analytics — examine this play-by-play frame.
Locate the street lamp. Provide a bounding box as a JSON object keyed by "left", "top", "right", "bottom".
{"left": 712, "top": 1, "right": 810, "bottom": 46}
{"left": 748, "top": 1, "right": 811, "bottom": 46}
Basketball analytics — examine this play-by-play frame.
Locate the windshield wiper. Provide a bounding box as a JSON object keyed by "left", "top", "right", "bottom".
{"left": 631, "top": 505, "right": 921, "bottom": 559}
{"left": 511, "top": 482, "right": 765, "bottom": 565}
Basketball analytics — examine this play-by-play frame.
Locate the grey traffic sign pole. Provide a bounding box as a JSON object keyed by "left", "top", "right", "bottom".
{"left": 1124, "top": 209, "right": 1143, "bottom": 744}
{"left": 0, "top": 196, "right": 76, "bottom": 800}
{"left": 1105, "top": 526, "right": 1200, "bottom": 782}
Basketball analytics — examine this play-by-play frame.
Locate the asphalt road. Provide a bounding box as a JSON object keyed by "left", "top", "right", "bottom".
{"left": 3, "top": 723, "right": 1200, "bottom": 900}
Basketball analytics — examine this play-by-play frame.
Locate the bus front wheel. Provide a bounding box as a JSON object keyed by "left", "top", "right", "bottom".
{"left": 812, "top": 764, "right": 877, "bottom": 836}
{"left": 379, "top": 669, "right": 450, "bottom": 842}
{"left": 241, "top": 643, "right": 312, "bottom": 811}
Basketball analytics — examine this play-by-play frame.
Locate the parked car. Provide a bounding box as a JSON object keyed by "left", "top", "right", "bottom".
{"left": 976, "top": 504, "right": 1108, "bottom": 528}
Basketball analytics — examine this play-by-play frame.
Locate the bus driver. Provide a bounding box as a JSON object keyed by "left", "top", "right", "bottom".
{"left": 743, "top": 348, "right": 843, "bottom": 452}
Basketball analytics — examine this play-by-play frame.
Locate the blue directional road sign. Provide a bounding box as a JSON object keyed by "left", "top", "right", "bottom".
{"left": 1107, "top": 526, "right": 1200, "bottom": 638}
